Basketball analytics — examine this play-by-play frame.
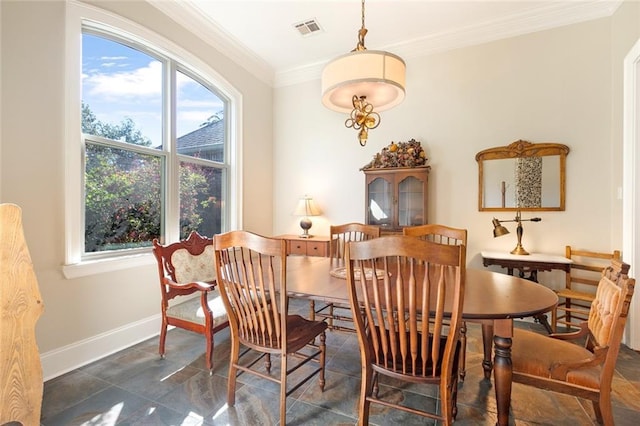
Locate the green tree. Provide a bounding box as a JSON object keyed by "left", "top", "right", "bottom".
{"left": 82, "top": 103, "right": 219, "bottom": 252}
{"left": 83, "top": 103, "right": 160, "bottom": 251}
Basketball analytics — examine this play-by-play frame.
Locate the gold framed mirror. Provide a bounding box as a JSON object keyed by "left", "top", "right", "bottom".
{"left": 476, "top": 140, "right": 570, "bottom": 211}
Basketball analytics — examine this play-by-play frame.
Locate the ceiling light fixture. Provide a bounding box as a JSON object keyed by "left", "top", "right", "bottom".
{"left": 321, "top": 0, "right": 406, "bottom": 146}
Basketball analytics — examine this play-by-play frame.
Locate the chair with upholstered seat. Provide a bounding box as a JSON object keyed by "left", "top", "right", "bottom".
{"left": 512, "top": 259, "right": 634, "bottom": 426}
{"left": 311, "top": 222, "right": 380, "bottom": 331}
{"left": 345, "top": 235, "right": 466, "bottom": 425}
{"left": 552, "top": 246, "right": 621, "bottom": 332}
{"left": 213, "top": 230, "right": 328, "bottom": 425}
{"left": 152, "top": 231, "right": 229, "bottom": 373}
{"left": 403, "top": 224, "right": 469, "bottom": 381}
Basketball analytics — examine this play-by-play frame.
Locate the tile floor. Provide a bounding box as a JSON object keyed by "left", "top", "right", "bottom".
{"left": 41, "top": 298, "right": 640, "bottom": 425}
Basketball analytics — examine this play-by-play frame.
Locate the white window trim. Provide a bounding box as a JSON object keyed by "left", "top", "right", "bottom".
{"left": 63, "top": 1, "right": 242, "bottom": 279}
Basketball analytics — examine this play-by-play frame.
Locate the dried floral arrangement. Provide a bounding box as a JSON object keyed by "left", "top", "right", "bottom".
{"left": 361, "top": 138, "right": 429, "bottom": 170}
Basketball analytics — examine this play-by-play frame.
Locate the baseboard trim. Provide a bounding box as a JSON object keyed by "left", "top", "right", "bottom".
{"left": 41, "top": 314, "right": 162, "bottom": 381}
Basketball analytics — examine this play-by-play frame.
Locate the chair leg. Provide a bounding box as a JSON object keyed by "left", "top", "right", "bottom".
{"left": 459, "top": 322, "right": 467, "bottom": 381}
{"left": 358, "top": 365, "right": 374, "bottom": 426}
{"left": 594, "top": 391, "right": 614, "bottom": 425}
{"left": 481, "top": 323, "right": 494, "bottom": 379}
{"left": 319, "top": 332, "right": 326, "bottom": 390}
{"left": 227, "top": 340, "right": 240, "bottom": 407}
{"left": 309, "top": 300, "right": 315, "bottom": 321}
{"left": 452, "top": 375, "right": 459, "bottom": 420}
{"left": 372, "top": 372, "right": 379, "bottom": 398}
{"left": 440, "top": 377, "right": 456, "bottom": 425}
{"left": 280, "top": 352, "right": 288, "bottom": 426}
{"left": 159, "top": 320, "right": 168, "bottom": 359}
{"left": 265, "top": 353, "right": 272, "bottom": 372}
{"left": 551, "top": 305, "right": 558, "bottom": 333}
{"left": 205, "top": 332, "right": 214, "bottom": 374}
{"left": 328, "top": 303, "right": 334, "bottom": 328}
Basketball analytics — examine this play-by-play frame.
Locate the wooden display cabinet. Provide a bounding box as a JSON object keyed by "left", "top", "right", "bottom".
{"left": 363, "top": 166, "right": 430, "bottom": 233}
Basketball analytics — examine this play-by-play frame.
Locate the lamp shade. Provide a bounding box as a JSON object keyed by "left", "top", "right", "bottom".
{"left": 293, "top": 197, "right": 322, "bottom": 217}
{"left": 321, "top": 50, "right": 406, "bottom": 114}
{"left": 492, "top": 218, "right": 510, "bottom": 238}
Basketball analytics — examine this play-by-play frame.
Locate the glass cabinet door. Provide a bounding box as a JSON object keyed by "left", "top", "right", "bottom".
{"left": 398, "top": 176, "right": 425, "bottom": 227}
{"left": 367, "top": 177, "right": 392, "bottom": 227}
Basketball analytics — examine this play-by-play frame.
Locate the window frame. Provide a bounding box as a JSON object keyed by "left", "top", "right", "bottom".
{"left": 63, "top": 2, "right": 242, "bottom": 278}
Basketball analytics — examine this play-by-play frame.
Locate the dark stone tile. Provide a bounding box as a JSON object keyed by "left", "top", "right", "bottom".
{"left": 286, "top": 399, "right": 357, "bottom": 425}
{"left": 156, "top": 371, "right": 231, "bottom": 419}
{"left": 611, "top": 402, "right": 640, "bottom": 426}
{"left": 117, "top": 360, "right": 203, "bottom": 402}
{"left": 297, "top": 371, "right": 360, "bottom": 418}
{"left": 40, "top": 318, "right": 640, "bottom": 426}
{"left": 42, "top": 386, "right": 150, "bottom": 426}
{"left": 367, "top": 385, "right": 440, "bottom": 425}
{"left": 41, "top": 370, "right": 111, "bottom": 422}
{"left": 118, "top": 402, "right": 204, "bottom": 425}
{"left": 326, "top": 347, "right": 361, "bottom": 378}
{"left": 201, "top": 383, "right": 281, "bottom": 426}
{"left": 453, "top": 403, "right": 500, "bottom": 426}
{"left": 223, "top": 349, "right": 322, "bottom": 401}
{"left": 509, "top": 382, "right": 593, "bottom": 426}
{"left": 79, "top": 348, "right": 161, "bottom": 385}
{"left": 610, "top": 373, "right": 640, "bottom": 412}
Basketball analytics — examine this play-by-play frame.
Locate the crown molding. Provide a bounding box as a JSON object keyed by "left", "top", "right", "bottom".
{"left": 274, "top": 0, "right": 621, "bottom": 88}
{"left": 148, "top": 0, "right": 621, "bottom": 89}
{"left": 147, "top": 0, "right": 274, "bottom": 86}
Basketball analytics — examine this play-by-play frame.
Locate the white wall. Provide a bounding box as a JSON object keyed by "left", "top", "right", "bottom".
{"left": 0, "top": 0, "right": 273, "bottom": 379}
{"left": 275, "top": 17, "right": 613, "bottom": 279}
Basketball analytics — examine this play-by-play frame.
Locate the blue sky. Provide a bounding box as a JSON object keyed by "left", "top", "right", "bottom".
{"left": 82, "top": 33, "right": 224, "bottom": 147}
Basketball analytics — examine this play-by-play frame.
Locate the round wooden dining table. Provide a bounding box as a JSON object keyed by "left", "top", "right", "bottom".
{"left": 284, "top": 255, "right": 558, "bottom": 426}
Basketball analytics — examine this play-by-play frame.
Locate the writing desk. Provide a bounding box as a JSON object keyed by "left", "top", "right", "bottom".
{"left": 482, "top": 251, "right": 570, "bottom": 333}
{"left": 285, "top": 256, "right": 558, "bottom": 426}
{"left": 481, "top": 250, "right": 572, "bottom": 281}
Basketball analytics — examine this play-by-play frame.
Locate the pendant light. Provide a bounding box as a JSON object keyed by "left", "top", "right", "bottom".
{"left": 321, "top": 0, "right": 406, "bottom": 146}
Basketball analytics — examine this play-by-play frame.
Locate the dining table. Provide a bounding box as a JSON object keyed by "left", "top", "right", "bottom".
{"left": 283, "top": 255, "right": 558, "bottom": 426}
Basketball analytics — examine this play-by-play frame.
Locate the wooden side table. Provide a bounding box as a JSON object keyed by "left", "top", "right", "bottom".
{"left": 481, "top": 250, "right": 571, "bottom": 333}
{"left": 275, "top": 234, "right": 330, "bottom": 257}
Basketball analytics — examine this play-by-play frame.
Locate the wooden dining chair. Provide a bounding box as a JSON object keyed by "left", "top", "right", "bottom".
{"left": 213, "top": 230, "right": 328, "bottom": 425}
{"left": 512, "top": 259, "right": 634, "bottom": 426}
{"left": 403, "top": 224, "right": 470, "bottom": 381}
{"left": 552, "top": 246, "right": 621, "bottom": 332}
{"left": 310, "top": 222, "right": 380, "bottom": 331}
{"left": 152, "top": 231, "right": 229, "bottom": 373}
{"left": 345, "top": 235, "right": 466, "bottom": 425}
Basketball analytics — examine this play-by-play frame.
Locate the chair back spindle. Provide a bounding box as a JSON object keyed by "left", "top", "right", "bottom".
{"left": 345, "top": 235, "right": 465, "bottom": 424}
{"left": 330, "top": 223, "right": 381, "bottom": 263}
{"left": 213, "top": 231, "right": 328, "bottom": 425}
{"left": 215, "top": 233, "right": 285, "bottom": 350}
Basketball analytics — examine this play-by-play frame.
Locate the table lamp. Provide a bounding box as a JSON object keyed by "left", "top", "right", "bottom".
{"left": 293, "top": 196, "right": 322, "bottom": 238}
{"left": 492, "top": 210, "right": 541, "bottom": 255}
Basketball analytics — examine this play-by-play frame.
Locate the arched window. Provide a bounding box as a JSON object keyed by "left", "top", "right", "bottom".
{"left": 64, "top": 4, "right": 241, "bottom": 276}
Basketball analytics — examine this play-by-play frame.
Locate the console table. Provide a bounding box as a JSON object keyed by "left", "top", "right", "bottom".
{"left": 275, "top": 234, "right": 330, "bottom": 257}
{"left": 481, "top": 250, "right": 571, "bottom": 333}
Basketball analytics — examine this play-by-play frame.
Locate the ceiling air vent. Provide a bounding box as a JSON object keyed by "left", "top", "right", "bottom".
{"left": 294, "top": 18, "right": 322, "bottom": 37}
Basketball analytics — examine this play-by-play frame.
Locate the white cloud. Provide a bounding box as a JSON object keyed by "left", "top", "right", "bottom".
{"left": 100, "top": 55, "right": 127, "bottom": 60}
{"left": 84, "top": 61, "right": 162, "bottom": 99}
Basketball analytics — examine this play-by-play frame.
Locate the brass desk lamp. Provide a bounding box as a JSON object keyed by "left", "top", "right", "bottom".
{"left": 492, "top": 210, "right": 542, "bottom": 255}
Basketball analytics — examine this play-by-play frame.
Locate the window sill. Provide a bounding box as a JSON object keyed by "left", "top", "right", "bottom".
{"left": 62, "top": 252, "right": 156, "bottom": 279}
